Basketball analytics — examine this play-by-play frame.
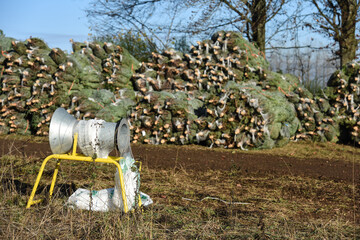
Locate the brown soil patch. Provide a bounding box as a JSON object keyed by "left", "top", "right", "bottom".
{"left": 0, "top": 137, "right": 359, "bottom": 184}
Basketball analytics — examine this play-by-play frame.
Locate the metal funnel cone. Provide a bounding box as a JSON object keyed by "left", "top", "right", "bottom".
{"left": 116, "top": 118, "right": 131, "bottom": 158}
{"left": 49, "top": 108, "right": 78, "bottom": 154}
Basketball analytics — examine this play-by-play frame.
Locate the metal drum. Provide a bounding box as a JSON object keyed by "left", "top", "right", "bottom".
{"left": 49, "top": 107, "right": 131, "bottom": 159}
{"left": 74, "top": 119, "right": 117, "bottom": 159}
{"left": 49, "top": 108, "right": 78, "bottom": 154}
{"left": 116, "top": 118, "right": 132, "bottom": 158}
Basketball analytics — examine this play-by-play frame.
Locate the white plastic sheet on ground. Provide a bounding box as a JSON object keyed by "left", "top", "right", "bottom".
{"left": 66, "top": 156, "right": 152, "bottom": 212}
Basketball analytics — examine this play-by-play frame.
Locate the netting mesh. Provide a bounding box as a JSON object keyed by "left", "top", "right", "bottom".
{"left": 0, "top": 30, "right": 359, "bottom": 148}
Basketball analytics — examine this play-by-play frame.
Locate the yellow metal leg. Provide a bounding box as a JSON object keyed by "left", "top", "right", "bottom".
{"left": 135, "top": 161, "right": 142, "bottom": 209}
{"left": 26, "top": 133, "right": 140, "bottom": 213}
{"left": 26, "top": 155, "right": 55, "bottom": 208}
{"left": 114, "top": 159, "right": 129, "bottom": 213}
{"left": 72, "top": 133, "right": 78, "bottom": 156}
{"left": 138, "top": 194, "right": 142, "bottom": 208}
{"left": 26, "top": 154, "right": 130, "bottom": 213}
{"left": 49, "top": 159, "right": 61, "bottom": 199}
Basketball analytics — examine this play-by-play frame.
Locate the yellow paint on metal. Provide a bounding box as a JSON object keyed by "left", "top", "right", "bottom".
{"left": 25, "top": 134, "right": 142, "bottom": 213}
{"left": 49, "top": 159, "right": 61, "bottom": 199}
{"left": 136, "top": 161, "right": 142, "bottom": 172}
{"left": 72, "top": 132, "right": 78, "bottom": 156}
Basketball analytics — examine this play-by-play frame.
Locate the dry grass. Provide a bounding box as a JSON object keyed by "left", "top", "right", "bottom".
{"left": 1, "top": 141, "right": 359, "bottom": 240}
{"left": 132, "top": 139, "right": 360, "bottom": 164}
{"left": 0, "top": 134, "right": 47, "bottom": 143}
{"left": 251, "top": 140, "right": 360, "bottom": 163}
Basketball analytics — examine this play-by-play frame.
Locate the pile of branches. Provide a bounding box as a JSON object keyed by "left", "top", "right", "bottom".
{"left": 286, "top": 87, "right": 339, "bottom": 143}
{"left": 128, "top": 31, "right": 340, "bottom": 148}
{"left": 0, "top": 34, "right": 138, "bottom": 136}
{"left": 324, "top": 62, "right": 360, "bottom": 144}
{"left": 0, "top": 30, "right": 359, "bottom": 148}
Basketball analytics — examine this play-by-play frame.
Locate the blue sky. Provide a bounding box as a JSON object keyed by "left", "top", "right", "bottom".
{"left": 0, "top": 0, "right": 92, "bottom": 52}
{"left": 0, "top": 0, "right": 332, "bottom": 53}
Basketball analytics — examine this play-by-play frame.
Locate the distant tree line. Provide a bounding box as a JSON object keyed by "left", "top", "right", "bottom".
{"left": 86, "top": 0, "right": 360, "bottom": 69}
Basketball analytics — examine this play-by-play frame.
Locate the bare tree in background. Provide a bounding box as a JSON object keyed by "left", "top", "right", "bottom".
{"left": 184, "top": 0, "right": 288, "bottom": 52}
{"left": 307, "top": 0, "right": 360, "bottom": 66}
{"left": 268, "top": 15, "right": 337, "bottom": 93}
{"left": 268, "top": 46, "right": 337, "bottom": 93}
{"left": 86, "top": 0, "right": 289, "bottom": 53}
{"left": 86, "top": 0, "right": 183, "bottom": 51}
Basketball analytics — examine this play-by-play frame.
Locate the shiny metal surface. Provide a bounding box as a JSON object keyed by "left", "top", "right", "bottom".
{"left": 116, "top": 118, "right": 132, "bottom": 158}
{"left": 49, "top": 107, "right": 132, "bottom": 159}
{"left": 49, "top": 108, "right": 78, "bottom": 154}
{"left": 74, "top": 120, "right": 116, "bottom": 159}
{"left": 97, "top": 121, "right": 117, "bottom": 158}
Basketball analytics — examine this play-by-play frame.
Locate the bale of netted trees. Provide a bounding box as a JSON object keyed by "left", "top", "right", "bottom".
{"left": 321, "top": 62, "right": 360, "bottom": 145}
{"left": 0, "top": 30, "right": 359, "bottom": 148}
{"left": 127, "top": 31, "right": 341, "bottom": 149}
{"left": 0, "top": 33, "right": 139, "bottom": 136}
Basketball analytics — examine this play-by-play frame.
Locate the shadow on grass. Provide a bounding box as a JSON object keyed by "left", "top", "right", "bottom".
{"left": 2, "top": 177, "right": 77, "bottom": 198}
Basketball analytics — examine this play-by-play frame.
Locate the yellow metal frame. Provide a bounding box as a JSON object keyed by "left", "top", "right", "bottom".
{"left": 26, "top": 133, "right": 140, "bottom": 213}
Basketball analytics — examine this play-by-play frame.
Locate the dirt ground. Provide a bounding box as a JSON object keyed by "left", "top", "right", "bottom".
{"left": 1, "top": 136, "right": 359, "bottom": 238}
{"left": 1, "top": 137, "right": 359, "bottom": 184}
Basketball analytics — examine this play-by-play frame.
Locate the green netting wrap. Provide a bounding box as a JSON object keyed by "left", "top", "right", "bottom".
{"left": 49, "top": 48, "right": 67, "bottom": 65}
{"left": 11, "top": 41, "right": 27, "bottom": 55}
{"left": 0, "top": 31, "right": 16, "bottom": 52}
{"left": 91, "top": 89, "right": 116, "bottom": 105}
{"left": 0, "top": 32, "right": 139, "bottom": 136}
{"left": 116, "top": 88, "right": 137, "bottom": 101}
{"left": 89, "top": 42, "right": 108, "bottom": 60}
{"left": 0, "top": 30, "right": 359, "bottom": 148}
{"left": 127, "top": 30, "right": 357, "bottom": 149}
{"left": 26, "top": 38, "right": 50, "bottom": 50}
{"left": 212, "top": 31, "right": 268, "bottom": 69}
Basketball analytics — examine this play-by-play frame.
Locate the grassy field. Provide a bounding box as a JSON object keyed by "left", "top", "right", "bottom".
{"left": 0, "top": 139, "right": 359, "bottom": 239}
